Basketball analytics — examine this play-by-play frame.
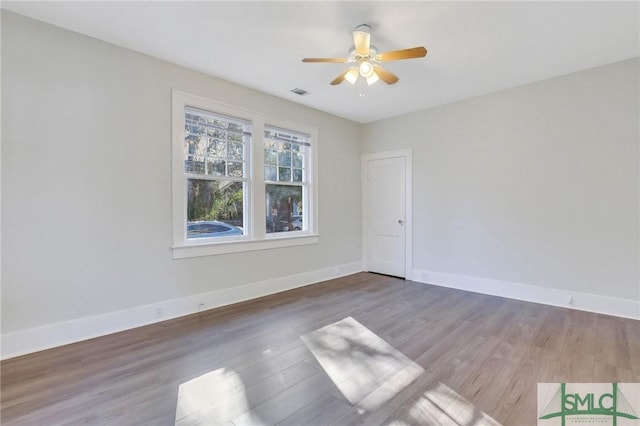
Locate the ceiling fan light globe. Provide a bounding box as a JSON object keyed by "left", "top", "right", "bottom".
{"left": 359, "top": 61, "right": 374, "bottom": 78}
{"left": 366, "top": 73, "right": 379, "bottom": 85}
{"left": 345, "top": 67, "right": 359, "bottom": 84}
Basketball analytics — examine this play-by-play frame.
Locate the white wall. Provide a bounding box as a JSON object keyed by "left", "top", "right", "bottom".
{"left": 363, "top": 58, "right": 639, "bottom": 312}
{"left": 1, "top": 11, "right": 362, "bottom": 353}
{"left": 2, "top": 10, "right": 639, "bottom": 358}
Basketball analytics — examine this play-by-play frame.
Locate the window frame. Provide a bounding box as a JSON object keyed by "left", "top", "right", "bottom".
{"left": 264, "top": 125, "right": 311, "bottom": 237}
{"left": 171, "top": 90, "right": 318, "bottom": 259}
{"left": 184, "top": 105, "right": 252, "bottom": 245}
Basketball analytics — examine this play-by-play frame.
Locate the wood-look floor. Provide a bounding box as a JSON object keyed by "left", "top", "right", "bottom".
{"left": 1, "top": 272, "right": 639, "bottom": 425}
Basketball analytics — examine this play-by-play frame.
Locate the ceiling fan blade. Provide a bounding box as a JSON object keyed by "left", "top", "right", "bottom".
{"left": 376, "top": 46, "right": 427, "bottom": 62}
{"left": 372, "top": 65, "right": 399, "bottom": 85}
{"left": 302, "top": 57, "right": 348, "bottom": 63}
{"left": 330, "top": 68, "right": 351, "bottom": 85}
{"left": 353, "top": 26, "right": 371, "bottom": 56}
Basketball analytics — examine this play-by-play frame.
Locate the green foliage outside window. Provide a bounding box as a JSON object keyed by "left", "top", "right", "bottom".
{"left": 188, "top": 180, "right": 243, "bottom": 224}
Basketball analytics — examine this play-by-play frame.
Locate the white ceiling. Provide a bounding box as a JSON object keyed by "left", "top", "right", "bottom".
{"left": 3, "top": 1, "right": 639, "bottom": 123}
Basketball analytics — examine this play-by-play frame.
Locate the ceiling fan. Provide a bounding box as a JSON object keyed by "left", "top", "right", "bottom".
{"left": 302, "top": 24, "right": 427, "bottom": 86}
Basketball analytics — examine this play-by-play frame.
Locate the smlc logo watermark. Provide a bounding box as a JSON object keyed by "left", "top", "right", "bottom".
{"left": 538, "top": 383, "right": 640, "bottom": 425}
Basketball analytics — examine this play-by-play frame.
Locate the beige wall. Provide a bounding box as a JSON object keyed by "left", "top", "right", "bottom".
{"left": 1, "top": 11, "right": 362, "bottom": 334}
{"left": 363, "top": 58, "right": 639, "bottom": 301}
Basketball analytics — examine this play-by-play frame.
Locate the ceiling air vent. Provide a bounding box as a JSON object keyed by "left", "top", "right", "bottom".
{"left": 290, "top": 88, "right": 308, "bottom": 96}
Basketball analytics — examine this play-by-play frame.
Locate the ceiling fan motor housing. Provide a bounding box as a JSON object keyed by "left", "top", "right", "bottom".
{"left": 348, "top": 46, "right": 378, "bottom": 62}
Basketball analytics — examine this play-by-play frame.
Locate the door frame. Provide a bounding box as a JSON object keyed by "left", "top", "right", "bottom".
{"left": 361, "top": 148, "right": 413, "bottom": 279}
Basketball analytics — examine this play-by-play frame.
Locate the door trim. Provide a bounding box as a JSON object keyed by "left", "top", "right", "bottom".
{"left": 361, "top": 149, "right": 413, "bottom": 279}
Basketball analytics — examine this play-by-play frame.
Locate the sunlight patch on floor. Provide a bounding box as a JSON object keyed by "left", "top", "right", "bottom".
{"left": 175, "top": 367, "right": 259, "bottom": 425}
{"left": 390, "top": 382, "right": 502, "bottom": 426}
{"left": 301, "top": 316, "right": 425, "bottom": 413}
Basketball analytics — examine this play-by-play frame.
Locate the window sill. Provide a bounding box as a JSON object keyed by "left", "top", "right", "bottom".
{"left": 172, "top": 234, "right": 319, "bottom": 259}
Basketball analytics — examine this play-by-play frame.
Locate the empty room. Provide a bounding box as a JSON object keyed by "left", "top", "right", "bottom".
{"left": 1, "top": 2, "right": 639, "bottom": 425}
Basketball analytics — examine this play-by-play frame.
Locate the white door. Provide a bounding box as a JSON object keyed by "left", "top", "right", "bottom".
{"left": 364, "top": 155, "right": 407, "bottom": 277}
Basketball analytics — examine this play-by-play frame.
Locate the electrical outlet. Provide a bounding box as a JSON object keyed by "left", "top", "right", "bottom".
{"left": 422, "top": 272, "right": 428, "bottom": 282}
{"left": 154, "top": 307, "right": 164, "bottom": 319}
{"left": 567, "top": 296, "right": 574, "bottom": 305}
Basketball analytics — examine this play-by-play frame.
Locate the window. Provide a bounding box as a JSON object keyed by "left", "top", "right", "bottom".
{"left": 185, "top": 107, "right": 250, "bottom": 240}
{"left": 172, "top": 91, "right": 318, "bottom": 258}
{"left": 264, "top": 126, "right": 310, "bottom": 234}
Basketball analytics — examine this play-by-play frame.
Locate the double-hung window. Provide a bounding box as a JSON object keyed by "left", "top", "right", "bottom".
{"left": 264, "top": 126, "right": 310, "bottom": 234}
{"left": 184, "top": 107, "right": 250, "bottom": 241}
{"left": 172, "top": 90, "right": 318, "bottom": 258}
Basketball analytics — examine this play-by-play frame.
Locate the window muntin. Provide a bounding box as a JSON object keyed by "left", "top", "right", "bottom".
{"left": 184, "top": 107, "right": 250, "bottom": 240}
{"left": 264, "top": 126, "right": 309, "bottom": 234}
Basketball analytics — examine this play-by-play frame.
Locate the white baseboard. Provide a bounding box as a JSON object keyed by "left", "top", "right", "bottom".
{"left": 412, "top": 269, "right": 640, "bottom": 320}
{"left": 1, "top": 261, "right": 363, "bottom": 360}
{"left": 4, "top": 263, "right": 636, "bottom": 359}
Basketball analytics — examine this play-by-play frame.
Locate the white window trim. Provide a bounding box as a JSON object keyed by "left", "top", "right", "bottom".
{"left": 171, "top": 90, "right": 319, "bottom": 259}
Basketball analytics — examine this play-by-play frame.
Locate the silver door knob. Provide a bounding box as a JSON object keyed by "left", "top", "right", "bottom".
{"left": 398, "top": 219, "right": 404, "bottom": 225}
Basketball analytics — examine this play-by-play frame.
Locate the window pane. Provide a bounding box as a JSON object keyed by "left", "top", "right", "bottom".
{"left": 265, "top": 165, "right": 277, "bottom": 181}
{"left": 228, "top": 141, "right": 243, "bottom": 161}
{"left": 278, "top": 150, "right": 291, "bottom": 167}
{"left": 184, "top": 137, "right": 207, "bottom": 173}
{"left": 187, "top": 179, "right": 243, "bottom": 238}
{"left": 210, "top": 129, "right": 225, "bottom": 139}
{"left": 227, "top": 161, "right": 244, "bottom": 177}
{"left": 265, "top": 184, "right": 303, "bottom": 233}
{"left": 265, "top": 148, "right": 277, "bottom": 165}
{"left": 209, "top": 139, "right": 226, "bottom": 158}
{"left": 228, "top": 132, "right": 243, "bottom": 143}
{"left": 207, "top": 159, "right": 225, "bottom": 176}
{"left": 185, "top": 133, "right": 203, "bottom": 153}
{"left": 293, "top": 169, "right": 303, "bottom": 182}
{"left": 186, "top": 157, "right": 205, "bottom": 174}
{"left": 185, "top": 131, "right": 205, "bottom": 157}
{"left": 278, "top": 167, "right": 291, "bottom": 181}
{"left": 292, "top": 152, "right": 303, "bottom": 168}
